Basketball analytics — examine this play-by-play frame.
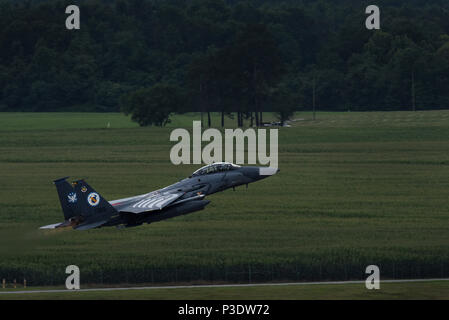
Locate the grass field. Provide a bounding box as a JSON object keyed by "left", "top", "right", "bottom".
{"left": 0, "top": 281, "right": 448, "bottom": 300}
{"left": 0, "top": 111, "right": 448, "bottom": 294}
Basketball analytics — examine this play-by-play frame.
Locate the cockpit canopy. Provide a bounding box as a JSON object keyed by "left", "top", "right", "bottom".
{"left": 191, "top": 162, "right": 241, "bottom": 177}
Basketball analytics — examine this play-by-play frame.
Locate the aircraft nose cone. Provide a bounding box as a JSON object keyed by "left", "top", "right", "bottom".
{"left": 240, "top": 166, "right": 279, "bottom": 182}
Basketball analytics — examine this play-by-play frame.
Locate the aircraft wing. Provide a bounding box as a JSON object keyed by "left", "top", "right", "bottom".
{"left": 117, "top": 190, "right": 185, "bottom": 214}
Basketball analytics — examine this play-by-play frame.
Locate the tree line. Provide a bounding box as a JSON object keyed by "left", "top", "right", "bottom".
{"left": 0, "top": 0, "right": 448, "bottom": 126}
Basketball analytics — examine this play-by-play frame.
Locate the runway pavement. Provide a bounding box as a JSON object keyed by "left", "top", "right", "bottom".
{"left": 1, "top": 278, "right": 448, "bottom": 294}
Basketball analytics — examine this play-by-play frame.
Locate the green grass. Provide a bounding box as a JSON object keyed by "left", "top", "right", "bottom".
{"left": 1, "top": 281, "right": 448, "bottom": 300}
{"left": 0, "top": 111, "right": 448, "bottom": 288}
{"left": 0, "top": 112, "right": 278, "bottom": 131}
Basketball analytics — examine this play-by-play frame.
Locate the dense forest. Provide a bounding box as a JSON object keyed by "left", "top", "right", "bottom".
{"left": 0, "top": 0, "right": 449, "bottom": 125}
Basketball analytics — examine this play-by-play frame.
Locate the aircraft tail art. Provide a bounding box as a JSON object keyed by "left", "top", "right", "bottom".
{"left": 40, "top": 177, "right": 117, "bottom": 230}
{"left": 53, "top": 177, "right": 78, "bottom": 220}
{"left": 70, "top": 179, "right": 117, "bottom": 219}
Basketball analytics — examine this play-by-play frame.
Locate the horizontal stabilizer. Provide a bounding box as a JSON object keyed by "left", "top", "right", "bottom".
{"left": 39, "top": 219, "right": 75, "bottom": 229}
{"left": 39, "top": 222, "right": 64, "bottom": 229}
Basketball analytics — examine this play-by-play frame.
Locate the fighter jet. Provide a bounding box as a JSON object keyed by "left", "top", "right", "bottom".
{"left": 40, "top": 162, "right": 279, "bottom": 230}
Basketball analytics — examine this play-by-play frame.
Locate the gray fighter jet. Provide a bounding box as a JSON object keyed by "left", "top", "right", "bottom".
{"left": 40, "top": 162, "right": 279, "bottom": 230}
